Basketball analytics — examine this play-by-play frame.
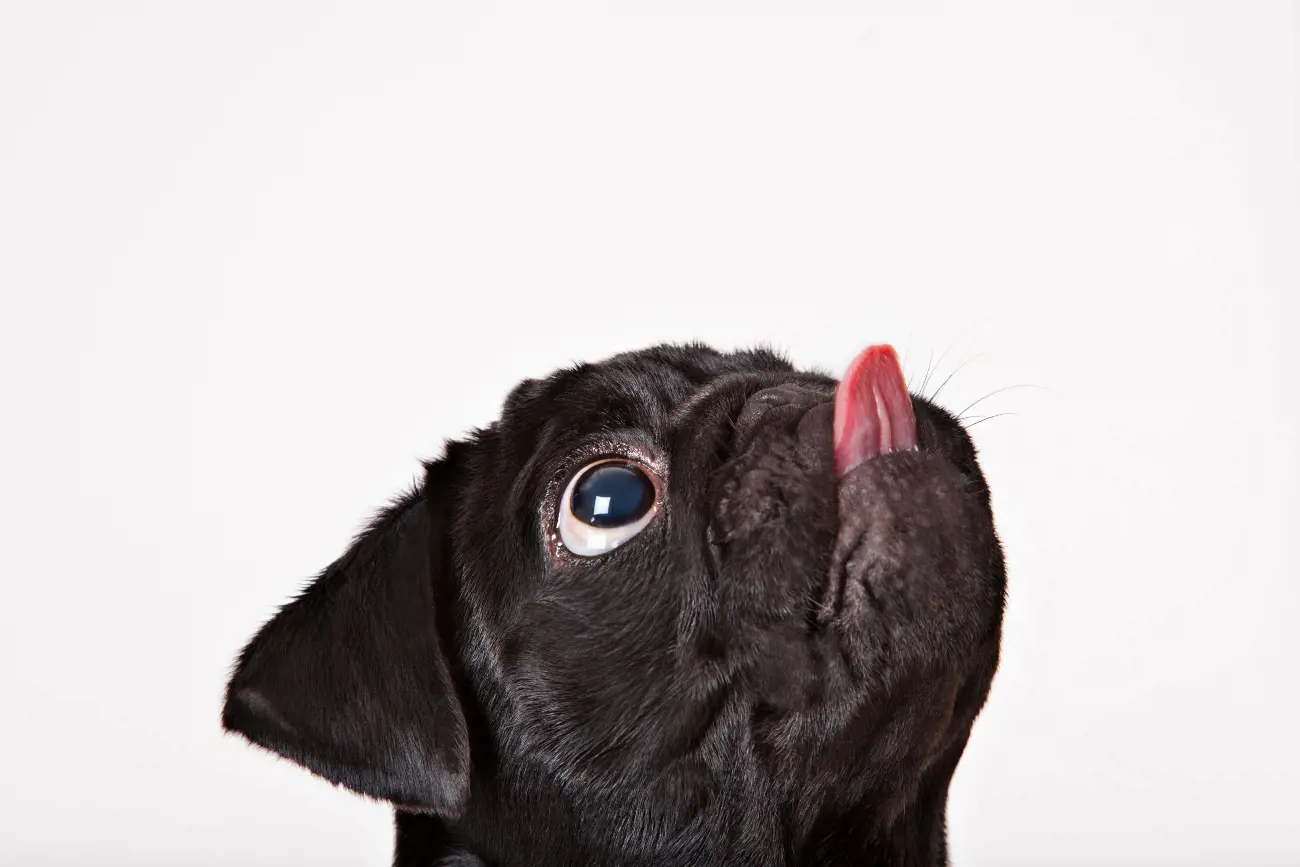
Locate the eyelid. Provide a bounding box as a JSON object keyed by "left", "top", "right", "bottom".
{"left": 558, "top": 457, "right": 664, "bottom": 524}
{"left": 541, "top": 435, "right": 666, "bottom": 511}
{"left": 545, "top": 448, "right": 666, "bottom": 561}
{"left": 562, "top": 438, "right": 664, "bottom": 475}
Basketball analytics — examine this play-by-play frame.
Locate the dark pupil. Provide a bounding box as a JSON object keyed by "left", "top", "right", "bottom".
{"left": 570, "top": 463, "right": 654, "bottom": 528}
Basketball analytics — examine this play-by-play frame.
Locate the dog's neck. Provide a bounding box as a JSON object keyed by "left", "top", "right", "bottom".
{"left": 391, "top": 786, "right": 952, "bottom": 867}
{"left": 390, "top": 671, "right": 971, "bottom": 866}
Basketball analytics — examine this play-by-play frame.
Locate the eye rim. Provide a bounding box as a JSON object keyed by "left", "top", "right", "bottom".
{"left": 552, "top": 457, "right": 663, "bottom": 559}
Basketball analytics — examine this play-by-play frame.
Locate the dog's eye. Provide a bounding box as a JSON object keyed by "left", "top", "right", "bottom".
{"left": 557, "top": 460, "right": 659, "bottom": 557}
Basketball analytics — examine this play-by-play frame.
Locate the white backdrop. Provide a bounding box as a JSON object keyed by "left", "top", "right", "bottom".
{"left": 2, "top": 2, "right": 1298, "bottom": 865}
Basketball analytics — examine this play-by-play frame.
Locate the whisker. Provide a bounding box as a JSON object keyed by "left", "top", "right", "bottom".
{"left": 899, "top": 329, "right": 915, "bottom": 384}
{"left": 926, "top": 352, "right": 989, "bottom": 406}
{"left": 917, "top": 350, "right": 937, "bottom": 395}
{"left": 922, "top": 339, "right": 963, "bottom": 399}
{"left": 963, "top": 412, "right": 1019, "bottom": 429}
{"left": 954, "top": 384, "right": 1042, "bottom": 420}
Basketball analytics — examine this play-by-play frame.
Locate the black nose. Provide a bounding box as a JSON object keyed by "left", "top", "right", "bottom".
{"left": 730, "top": 382, "right": 833, "bottom": 459}
{"left": 666, "top": 373, "right": 835, "bottom": 524}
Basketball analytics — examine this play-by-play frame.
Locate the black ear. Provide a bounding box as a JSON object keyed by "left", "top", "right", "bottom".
{"left": 222, "top": 460, "right": 469, "bottom": 816}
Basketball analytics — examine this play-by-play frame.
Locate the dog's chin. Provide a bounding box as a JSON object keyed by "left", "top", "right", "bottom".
{"left": 721, "top": 445, "right": 982, "bottom": 712}
{"left": 820, "top": 453, "right": 920, "bottom": 623}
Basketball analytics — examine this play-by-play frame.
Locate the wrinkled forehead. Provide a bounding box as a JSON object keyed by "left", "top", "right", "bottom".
{"left": 502, "top": 346, "right": 802, "bottom": 447}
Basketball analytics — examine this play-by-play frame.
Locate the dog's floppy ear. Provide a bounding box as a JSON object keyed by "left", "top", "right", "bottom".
{"left": 222, "top": 456, "right": 469, "bottom": 816}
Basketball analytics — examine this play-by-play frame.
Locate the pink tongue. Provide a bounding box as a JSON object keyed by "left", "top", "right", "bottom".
{"left": 833, "top": 344, "right": 918, "bottom": 478}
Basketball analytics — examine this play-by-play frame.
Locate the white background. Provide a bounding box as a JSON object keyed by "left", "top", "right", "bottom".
{"left": 2, "top": 2, "right": 1297, "bottom": 865}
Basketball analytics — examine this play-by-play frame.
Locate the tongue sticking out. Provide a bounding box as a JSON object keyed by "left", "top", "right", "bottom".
{"left": 833, "top": 345, "right": 918, "bottom": 478}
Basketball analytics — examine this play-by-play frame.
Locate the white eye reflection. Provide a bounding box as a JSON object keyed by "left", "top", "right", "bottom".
{"left": 557, "top": 459, "right": 659, "bottom": 557}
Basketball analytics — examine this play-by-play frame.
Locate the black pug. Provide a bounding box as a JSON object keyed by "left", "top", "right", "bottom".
{"left": 223, "top": 343, "right": 1006, "bottom": 866}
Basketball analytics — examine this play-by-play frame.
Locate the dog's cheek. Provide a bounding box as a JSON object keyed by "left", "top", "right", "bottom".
{"left": 497, "top": 571, "right": 685, "bottom": 763}
{"left": 712, "top": 444, "right": 837, "bottom": 627}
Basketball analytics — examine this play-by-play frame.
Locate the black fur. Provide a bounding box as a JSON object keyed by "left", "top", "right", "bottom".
{"left": 223, "top": 344, "right": 1006, "bottom": 866}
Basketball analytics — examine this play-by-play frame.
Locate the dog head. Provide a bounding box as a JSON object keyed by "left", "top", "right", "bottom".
{"left": 223, "top": 344, "right": 1005, "bottom": 864}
